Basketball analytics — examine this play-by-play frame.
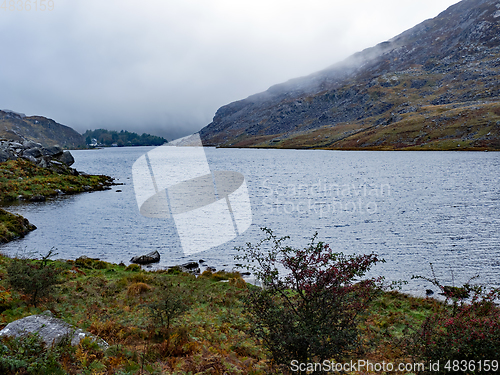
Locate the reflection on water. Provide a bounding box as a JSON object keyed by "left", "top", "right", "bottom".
{"left": 1, "top": 147, "right": 499, "bottom": 297}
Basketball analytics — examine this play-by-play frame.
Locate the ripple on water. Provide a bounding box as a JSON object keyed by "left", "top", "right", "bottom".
{"left": 0, "top": 147, "right": 499, "bottom": 297}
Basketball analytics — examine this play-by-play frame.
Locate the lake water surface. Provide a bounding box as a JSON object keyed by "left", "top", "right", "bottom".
{"left": 2, "top": 147, "right": 499, "bottom": 296}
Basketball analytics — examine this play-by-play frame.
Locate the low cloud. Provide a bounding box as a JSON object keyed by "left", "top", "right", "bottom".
{"left": 0, "top": 0, "right": 459, "bottom": 140}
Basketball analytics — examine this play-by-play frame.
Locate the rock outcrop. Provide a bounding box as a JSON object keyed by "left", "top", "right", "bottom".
{"left": 0, "top": 311, "right": 108, "bottom": 349}
{"left": 0, "top": 137, "right": 76, "bottom": 170}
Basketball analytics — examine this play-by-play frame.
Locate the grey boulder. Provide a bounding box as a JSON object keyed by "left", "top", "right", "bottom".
{"left": 22, "top": 140, "right": 43, "bottom": 149}
{"left": 0, "top": 149, "right": 14, "bottom": 163}
{"left": 41, "top": 145, "right": 64, "bottom": 157}
{"left": 181, "top": 261, "right": 199, "bottom": 270}
{"left": 23, "top": 147, "right": 43, "bottom": 159}
{"left": 167, "top": 261, "right": 201, "bottom": 275}
{"left": 54, "top": 151, "right": 75, "bottom": 166}
{"left": 0, "top": 311, "right": 108, "bottom": 349}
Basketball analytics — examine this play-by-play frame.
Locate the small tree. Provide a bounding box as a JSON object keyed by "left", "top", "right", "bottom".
{"left": 147, "top": 280, "right": 191, "bottom": 346}
{"left": 7, "top": 249, "right": 63, "bottom": 307}
{"left": 236, "top": 228, "right": 383, "bottom": 373}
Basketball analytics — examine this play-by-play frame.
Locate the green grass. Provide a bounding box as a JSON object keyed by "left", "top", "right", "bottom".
{"left": 0, "top": 256, "right": 270, "bottom": 374}
{"left": 0, "top": 208, "right": 36, "bottom": 244}
{"left": 0, "top": 254, "right": 449, "bottom": 374}
{"left": 0, "top": 159, "right": 113, "bottom": 202}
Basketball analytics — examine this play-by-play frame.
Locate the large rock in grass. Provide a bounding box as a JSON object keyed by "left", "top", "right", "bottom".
{"left": 0, "top": 311, "right": 108, "bottom": 349}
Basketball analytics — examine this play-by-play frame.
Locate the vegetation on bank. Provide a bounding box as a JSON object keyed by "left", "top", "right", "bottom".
{"left": 83, "top": 129, "right": 167, "bottom": 147}
{"left": 0, "top": 159, "right": 114, "bottom": 243}
{"left": 0, "top": 255, "right": 269, "bottom": 374}
{"left": 0, "top": 209, "right": 36, "bottom": 244}
{"left": 0, "top": 159, "right": 114, "bottom": 203}
{"left": 235, "top": 229, "right": 384, "bottom": 370}
{"left": 0, "top": 230, "right": 499, "bottom": 374}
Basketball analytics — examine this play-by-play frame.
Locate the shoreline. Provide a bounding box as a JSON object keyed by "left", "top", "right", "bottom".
{"left": 0, "top": 159, "right": 115, "bottom": 245}
{"left": 212, "top": 144, "right": 499, "bottom": 151}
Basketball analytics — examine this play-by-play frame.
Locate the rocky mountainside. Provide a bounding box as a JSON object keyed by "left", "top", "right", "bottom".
{"left": 0, "top": 110, "right": 84, "bottom": 149}
{"left": 200, "top": 0, "right": 500, "bottom": 150}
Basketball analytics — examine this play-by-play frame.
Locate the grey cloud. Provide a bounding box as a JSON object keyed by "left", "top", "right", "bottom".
{"left": 0, "top": 0, "right": 460, "bottom": 141}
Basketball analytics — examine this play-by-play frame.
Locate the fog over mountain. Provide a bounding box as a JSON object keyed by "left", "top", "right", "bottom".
{"left": 0, "top": 0, "right": 459, "bottom": 140}
{"left": 200, "top": 0, "right": 500, "bottom": 150}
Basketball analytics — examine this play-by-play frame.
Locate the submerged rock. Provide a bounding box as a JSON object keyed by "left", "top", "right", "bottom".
{"left": 130, "top": 250, "right": 160, "bottom": 264}
{"left": 0, "top": 311, "right": 108, "bottom": 349}
{"left": 166, "top": 261, "right": 201, "bottom": 275}
{"left": 181, "top": 261, "right": 201, "bottom": 274}
{"left": 181, "top": 261, "right": 199, "bottom": 270}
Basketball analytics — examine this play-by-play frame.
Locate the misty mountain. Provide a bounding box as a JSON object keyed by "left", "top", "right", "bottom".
{"left": 200, "top": 0, "right": 500, "bottom": 150}
{"left": 0, "top": 110, "right": 84, "bottom": 148}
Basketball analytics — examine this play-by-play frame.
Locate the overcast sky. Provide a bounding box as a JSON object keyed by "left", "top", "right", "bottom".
{"left": 0, "top": 0, "right": 460, "bottom": 140}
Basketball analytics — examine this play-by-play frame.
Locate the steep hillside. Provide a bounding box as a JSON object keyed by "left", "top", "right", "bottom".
{"left": 0, "top": 110, "right": 84, "bottom": 149}
{"left": 200, "top": 0, "right": 500, "bottom": 150}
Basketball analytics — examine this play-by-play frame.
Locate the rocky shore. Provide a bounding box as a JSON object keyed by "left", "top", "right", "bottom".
{"left": 0, "top": 137, "right": 76, "bottom": 172}
{"left": 126, "top": 251, "right": 252, "bottom": 278}
{"left": 0, "top": 137, "right": 115, "bottom": 244}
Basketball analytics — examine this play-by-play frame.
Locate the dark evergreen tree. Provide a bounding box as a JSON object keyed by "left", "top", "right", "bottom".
{"left": 83, "top": 129, "right": 167, "bottom": 146}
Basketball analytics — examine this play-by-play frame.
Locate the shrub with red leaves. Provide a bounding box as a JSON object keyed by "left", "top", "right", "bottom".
{"left": 236, "top": 228, "right": 384, "bottom": 374}
{"left": 412, "top": 271, "right": 500, "bottom": 374}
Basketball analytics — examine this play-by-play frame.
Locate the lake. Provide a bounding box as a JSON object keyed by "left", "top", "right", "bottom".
{"left": 2, "top": 146, "right": 499, "bottom": 297}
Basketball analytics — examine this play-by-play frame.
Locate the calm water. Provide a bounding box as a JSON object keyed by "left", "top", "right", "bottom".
{"left": 2, "top": 147, "right": 499, "bottom": 296}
